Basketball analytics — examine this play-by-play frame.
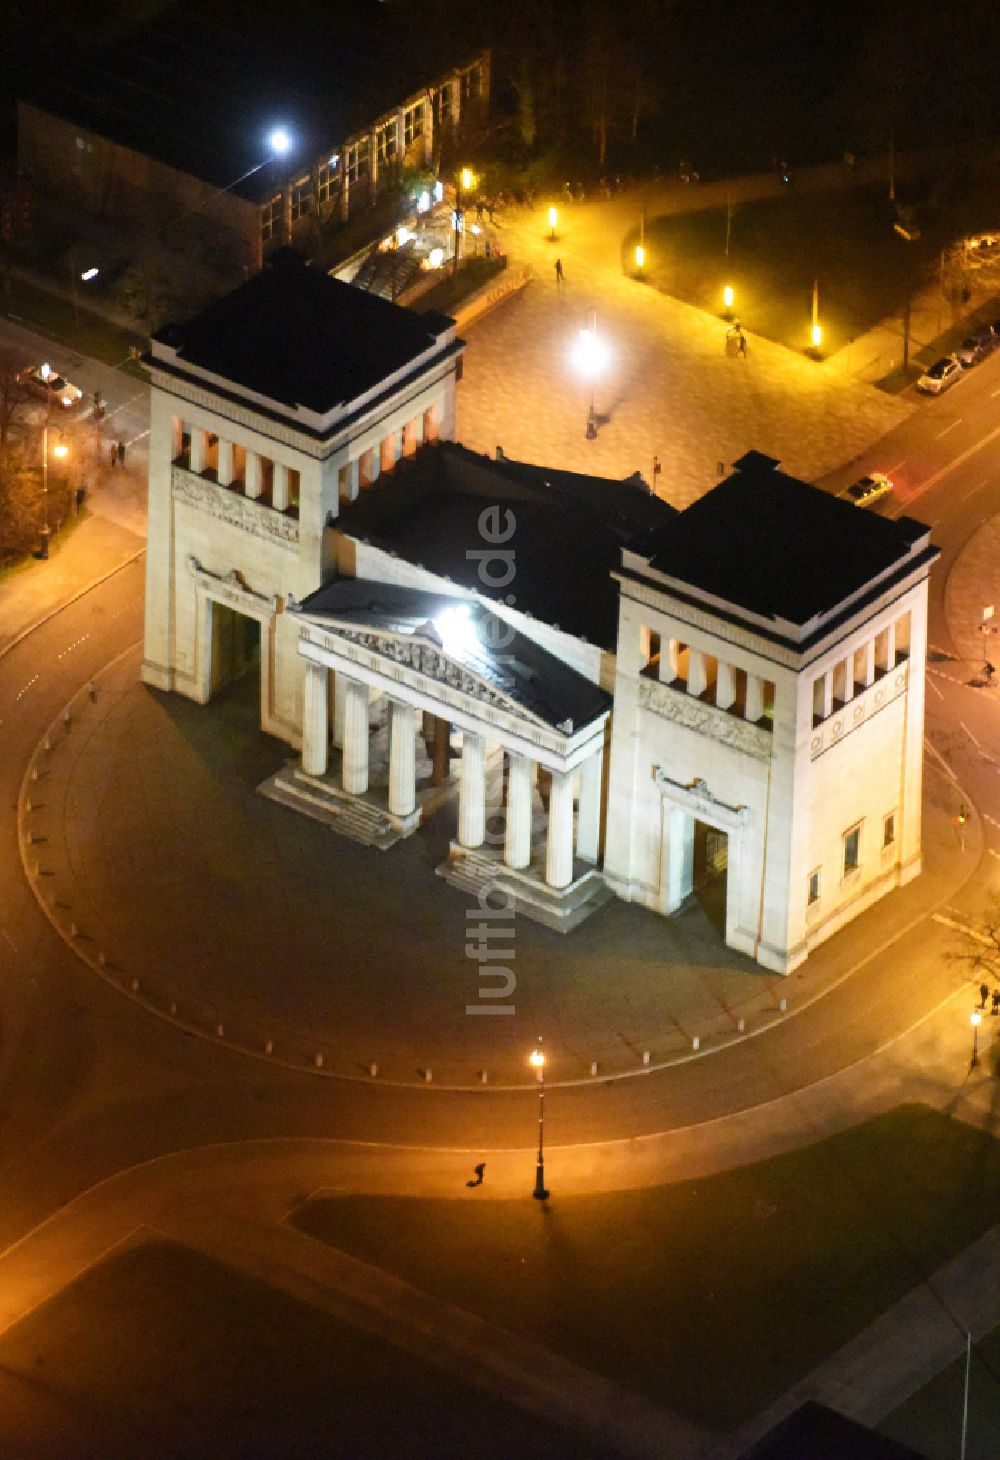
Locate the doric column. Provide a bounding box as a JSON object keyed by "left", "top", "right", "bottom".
{"left": 216, "top": 438, "right": 234, "bottom": 487}
{"left": 432, "top": 716, "right": 450, "bottom": 786}
{"left": 189, "top": 427, "right": 206, "bottom": 473}
{"left": 244, "top": 450, "right": 262, "bottom": 500}
{"left": 862, "top": 639, "right": 876, "bottom": 688}
{"left": 388, "top": 701, "right": 417, "bottom": 817}
{"left": 272, "top": 462, "right": 289, "bottom": 511}
{"left": 687, "top": 649, "right": 707, "bottom": 697}
{"left": 504, "top": 753, "right": 534, "bottom": 869}
{"left": 745, "top": 673, "right": 764, "bottom": 721}
{"left": 716, "top": 661, "right": 736, "bottom": 710}
{"left": 545, "top": 769, "right": 575, "bottom": 889}
{"left": 301, "top": 662, "right": 329, "bottom": 777}
{"left": 341, "top": 459, "right": 360, "bottom": 502}
{"left": 342, "top": 678, "right": 370, "bottom": 796}
{"left": 576, "top": 750, "right": 603, "bottom": 864}
{"left": 659, "top": 639, "right": 679, "bottom": 684}
{"left": 822, "top": 670, "right": 834, "bottom": 720}
{"left": 458, "top": 731, "right": 486, "bottom": 848}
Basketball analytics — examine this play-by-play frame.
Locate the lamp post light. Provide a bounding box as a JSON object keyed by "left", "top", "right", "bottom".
{"left": 453, "top": 166, "right": 476, "bottom": 278}
{"left": 723, "top": 284, "right": 735, "bottom": 321}
{"left": 548, "top": 205, "right": 558, "bottom": 242}
{"left": 574, "top": 309, "right": 609, "bottom": 440}
{"left": 971, "top": 1009, "right": 982, "bottom": 1069}
{"left": 39, "top": 425, "right": 69, "bottom": 561}
{"left": 529, "top": 1037, "right": 549, "bottom": 1201}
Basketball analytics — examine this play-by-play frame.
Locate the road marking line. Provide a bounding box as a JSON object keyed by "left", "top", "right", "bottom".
{"left": 916, "top": 421, "right": 1000, "bottom": 493}
{"left": 961, "top": 720, "right": 982, "bottom": 749}
{"left": 984, "top": 813, "right": 1000, "bottom": 829}
{"left": 932, "top": 912, "right": 989, "bottom": 944}
{"left": 935, "top": 420, "right": 962, "bottom": 439}
{"left": 926, "top": 676, "right": 943, "bottom": 700}
{"left": 991, "top": 388, "right": 1000, "bottom": 398}
{"left": 990, "top": 849, "right": 1000, "bottom": 861}
{"left": 885, "top": 461, "right": 905, "bottom": 474}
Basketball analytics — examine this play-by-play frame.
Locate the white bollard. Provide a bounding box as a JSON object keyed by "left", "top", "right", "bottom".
{"left": 480, "top": 1070, "right": 488, "bottom": 1084}
{"left": 590, "top": 1061, "right": 599, "bottom": 1076}
{"left": 424, "top": 1068, "right": 433, "bottom": 1082}
{"left": 737, "top": 1017, "right": 746, "bottom": 1034}
{"left": 69, "top": 922, "right": 78, "bottom": 938}
{"left": 265, "top": 1040, "right": 274, "bottom": 1056}
{"left": 642, "top": 1050, "right": 651, "bottom": 1066}
{"left": 130, "top": 978, "right": 139, "bottom": 992}
{"left": 778, "top": 996, "right": 788, "bottom": 1013}
{"left": 216, "top": 1023, "right": 225, "bottom": 1038}
{"left": 98, "top": 951, "right": 106, "bottom": 967}
{"left": 692, "top": 1034, "right": 701, "bottom": 1052}
{"left": 369, "top": 1062, "right": 378, "bottom": 1077}
{"left": 314, "top": 1053, "right": 324, "bottom": 1068}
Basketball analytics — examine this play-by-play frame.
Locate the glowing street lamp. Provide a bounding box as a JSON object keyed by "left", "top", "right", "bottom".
{"left": 634, "top": 243, "right": 646, "bottom": 270}
{"left": 574, "top": 309, "right": 610, "bottom": 439}
{"left": 971, "top": 1009, "right": 982, "bottom": 1068}
{"left": 723, "top": 284, "right": 735, "bottom": 320}
{"left": 529, "top": 1037, "right": 549, "bottom": 1201}
{"left": 548, "top": 206, "right": 558, "bottom": 241}
{"left": 453, "top": 166, "right": 477, "bottom": 277}
{"left": 39, "top": 426, "right": 69, "bottom": 560}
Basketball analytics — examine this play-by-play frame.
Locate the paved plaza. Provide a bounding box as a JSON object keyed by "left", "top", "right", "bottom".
{"left": 454, "top": 197, "right": 914, "bottom": 508}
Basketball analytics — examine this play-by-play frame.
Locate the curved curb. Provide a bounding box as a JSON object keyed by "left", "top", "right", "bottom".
{"left": 15, "top": 649, "right": 984, "bottom": 1094}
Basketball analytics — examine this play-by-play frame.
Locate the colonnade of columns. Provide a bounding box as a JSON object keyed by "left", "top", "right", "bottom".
{"left": 173, "top": 419, "right": 298, "bottom": 513}
{"left": 812, "top": 616, "right": 903, "bottom": 724}
{"left": 337, "top": 403, "right": 440, "bottom": 504}
{"left": 301, "top": 663, "right": 603, "bottom": 890}
{"left": 654, "top": 637, "right": 772, "bottom": 725}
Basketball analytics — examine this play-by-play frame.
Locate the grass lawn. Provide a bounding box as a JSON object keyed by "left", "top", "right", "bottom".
{"left": 879, "top": 1323, "right": 1000, "bottom": 1460}
{"left": 632, "top": 184, "right": 948, "bottom": 359}
{"left": 293, "top": 1105, "right": 1000, "bottom": 1431}
{"left": 2, "top": 276, "right": 147, "bottom": 375}
{"left": 0, "top": 1239, "right": 605, "bottom": 1459}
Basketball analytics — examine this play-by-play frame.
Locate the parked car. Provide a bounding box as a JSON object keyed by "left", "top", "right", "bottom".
{"left": 916, "top": 356, "right": 962, "bottom": 394}
{"left": 955, "top": 329, "right": 995, "bottom": 368}
{"left": 17, "top": 363, "right": 84, "bottom": 409}
{"left": 840, "top": 472, "right": 893, "bottom": 508}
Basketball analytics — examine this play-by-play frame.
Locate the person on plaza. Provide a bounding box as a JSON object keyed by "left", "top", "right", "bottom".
{"left": 984, "top": 660, "right": 995, "bottom": 684}
{"left": 555, "top": 258, "right": 564, "bottom": 285}
{"left": 737, "top": 330, "right": 748, "bottom": 358}
{"left": 109, "top": 443, "right": 117, "bottom": 468}
{"left": 466, "top": 1162, "right": 486, "bottom": 1187}
{"left": 993, "top": 990, "right": 1000, "bottom": 1016}
{"left": 117, "top": 439, "right": 126, "bottom": 466}
{"left": 980, "top": 982, "right": 991, "bottom": 1009}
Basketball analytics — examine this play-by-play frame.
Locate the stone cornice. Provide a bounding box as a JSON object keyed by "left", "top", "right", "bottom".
{"left": 172, "top": 466, "right": 300, "bottom": 550}
{"left": 187, "top": 557, "right": 281, "bottom": 616}
{"left": 638, "top": 677, "right": 772, "bottom": 761}
{"left": 653, "top": 769, "right": 751, "bottom": 830}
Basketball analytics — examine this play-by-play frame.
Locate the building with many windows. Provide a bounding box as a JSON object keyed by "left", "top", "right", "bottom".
{"left": 143, "top": 250, "right": 938, "bottom": 972}
{"left": 18, "top": 0, "right": 489, "bottom": 278}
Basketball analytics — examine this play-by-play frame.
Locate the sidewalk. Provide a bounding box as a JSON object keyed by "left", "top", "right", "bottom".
{"left": 0, "top": 513, "right": 145, "bottom": 661}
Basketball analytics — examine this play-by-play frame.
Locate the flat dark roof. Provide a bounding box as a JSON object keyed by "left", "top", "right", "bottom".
{"left": 152, "top": 249, "right": 458, "bottom": 413}
{"left": 297, "top": 579, "right": 611, "bottom": 732}
{"left": 23, "top": 0, "right": 484, "bottom": 200}
{"left": 336, "top": 442, "right": 675, "bottom": 650}
{"left": 646, "top": 452, "right": 934, "bottom": 626}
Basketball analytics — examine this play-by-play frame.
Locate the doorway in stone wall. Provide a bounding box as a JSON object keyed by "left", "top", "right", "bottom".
{"left": 693, "top": 820, "right": 728, "bottom": 935}
{"left": 207, "top": 601, "right": 265, "bottom": 732}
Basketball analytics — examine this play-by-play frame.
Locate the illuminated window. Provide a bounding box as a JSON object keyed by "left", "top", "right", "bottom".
{"left": 882, "top": 811, "right": 896, "bottom": 849}
{"left": 346, "top": 139, "right": 370, "bottom": 184}
{"left": 403, "top": 104, "right": 424, "bottom": 148}
{"left": 462, "top": 66, "right": 481, "bottom": 101}
{"left": 290, "top": 175, "right": 313, "bottom": 222}
{"left": 376, "top": 124, "right": 398, "bottom": 165}
{"left": 842, "top": 822, "right": 862, "bottom": 876}
{"left": 317, "top": 161, "right": 339, "bottom": 205}
{"left": 807, "top": 869, "right": 821, "bottom": 905}
{"left": 261, "top": 196, "right": 282, "bottom": 244}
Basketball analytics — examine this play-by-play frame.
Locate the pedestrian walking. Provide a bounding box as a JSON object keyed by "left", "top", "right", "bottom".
{"left": 737, "top": 329, "right": 748, "bottom": 359}
{"left": 554, "top": 258, "right": 564, "bottom": 285}
{"left": 980, "top": 982, "right": 990, "bottom": 1009}
{"left": 109, "top": 443, "right": 117, "bottom": 468}
{"left": 984, "top": 660, "right": 995, "bottom": 684}
{"left": 117, "top": 439, "right": 126, "bottom": 466}
{"left": 993, "top": 990, "right": 1000, "bottom": 1016}
{"left": 465, "top": 1161, "right": 486, "bottom": 1187}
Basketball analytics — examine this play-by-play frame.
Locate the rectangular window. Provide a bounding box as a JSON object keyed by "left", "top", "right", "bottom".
{"left": 808, "top": 869, "right": 821, "bottom": 905}
{"left": 317, "top": 156, "right": 340, "bottom": 205}
{"left": 434, "top": 86, "right": 453, "bottom": 127}
{"left": 290, "top": 175, "right": 313, "bottom": 222}
{"left": 287, "top": 467, "right": 301, "bottom": 511}
{"left": 261, "top": 196, "right": 282, "bottom": 244}
{"left": 403, "top": 104, "right": 424, "bottom": 148}
{"left": 346, "top": 139, "right": 370, "bottom": 185}
{"left": 376, "top": 124, "right": 398, "bottom": 165}
{"left": 640, "top": 627, "right": 661, "bottom": 676}
{"left": 843, "top": 822, "right": 862, "bottom": 875}
{"left": 883, "top": 812, "right": 896, "bottom": 849}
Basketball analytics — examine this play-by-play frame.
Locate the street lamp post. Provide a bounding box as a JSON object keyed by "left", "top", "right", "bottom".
{"left": 453, "top": 167, "right": 475, "bottom": 279}
{"left": 39, "top": 423, "right": 69, "bottom": 561}
{"left": 529, "top": 1037, "right": 549, "bottom": 1201}
{"left": 575, "top": 309, "right": 608, "bottom": 440}
{"left": 971, "top": 1009, "right": 982, "bottom": 1069}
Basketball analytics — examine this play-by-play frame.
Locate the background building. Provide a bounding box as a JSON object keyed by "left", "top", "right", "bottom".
{"left": 18, "top": 0, "right": 489, "bottom": 282}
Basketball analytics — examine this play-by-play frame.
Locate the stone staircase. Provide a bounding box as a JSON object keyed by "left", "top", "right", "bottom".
{"left": 437, "top": 843, "right": 614, "bottom": 933}
{"left": 258, "top": 762, "right": 416, "bottom": 850}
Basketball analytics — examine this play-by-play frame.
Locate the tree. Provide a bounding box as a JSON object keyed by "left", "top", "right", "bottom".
{"left": 0, "top": 350, "right": 31, "bottom": 466}
{"left": 950, "top": 892, "right": 1000, "bottom": 995}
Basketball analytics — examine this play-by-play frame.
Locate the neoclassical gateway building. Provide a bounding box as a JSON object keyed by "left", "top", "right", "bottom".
{"left": 143, "top": 250, "right": 937, "bottom": 973}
